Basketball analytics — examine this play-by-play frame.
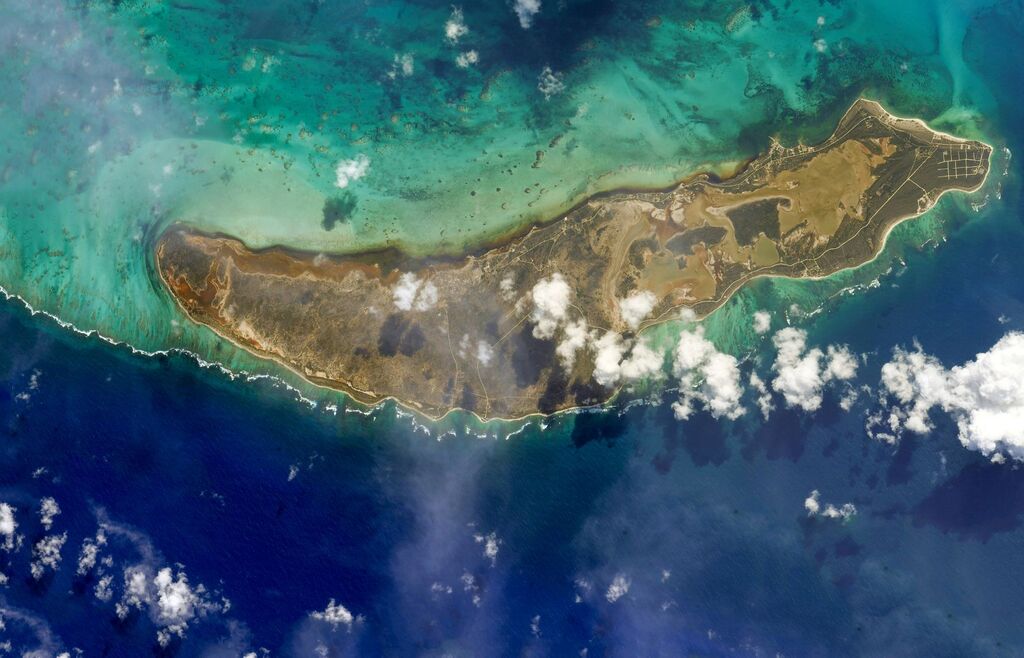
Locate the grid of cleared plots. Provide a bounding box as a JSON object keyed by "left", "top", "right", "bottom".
{"left": 937, "top": 145, "right": 986, "bottom": 180}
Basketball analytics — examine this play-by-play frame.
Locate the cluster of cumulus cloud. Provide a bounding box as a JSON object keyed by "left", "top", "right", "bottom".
{"left": 523, "top": 273, "right": 859, "bottom": 421}
{"left": 526, "top": 275, "right": 664, "bottom": 388}
{"left": 804, "top": 490, "right": 857, "bottom": 521}
{"left": 383, "top": 264, "right": 1024, "bottom": 462}
{"left": 0, "top": 497, "right": 233, "bottom": 649}
{"left": 520, "top": 271, "right": 1024, "bottom": 462}
{"left": 0, "top": 493, "right": 366, "bottom": 655}
{"left": 871, "top": 331, "right": 1024, "bottom": 461}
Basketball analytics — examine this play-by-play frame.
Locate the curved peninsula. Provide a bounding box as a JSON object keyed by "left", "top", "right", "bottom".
{"left": 155, "top": 100, "right": 991, "bottom": 420}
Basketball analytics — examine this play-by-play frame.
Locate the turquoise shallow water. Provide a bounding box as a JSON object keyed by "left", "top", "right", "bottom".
{"left": 0, "top": 0, "right": 1005, "bottom": 398}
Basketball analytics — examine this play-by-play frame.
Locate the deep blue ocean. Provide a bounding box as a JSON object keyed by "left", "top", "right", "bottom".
{"left": 2, "top": 0, "right": 1024, "bottom": 656}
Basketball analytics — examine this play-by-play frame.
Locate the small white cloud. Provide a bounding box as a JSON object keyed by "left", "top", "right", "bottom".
{"left": 474, "top": 531, "right": 501, "bottom": 566}
{"left": 513, "top": 0, "right": 541, "bottom": 28}
{"left": 771, "top": 328, "right": 857, "bottom": 412}
{"left": 876, "top": 332, "right": 1024, "bottom": 460}
{"left": 455, "top": 50, "right": 479, "bottom": 68}
{"left": 389, "top": 53, "right": 414, "bottom": 79}
{"left": 605, "top": 574, "right": 630, "bottom": 603}
{"left": 529, "top": 273, "right": 572, "bottom": 339}
{"left": 310, "top": 599, "right": 354, "bottom": 630}
{"left": 334, "top": 154, "right": 370, "bottom": 189}
{"left": 804, "top": 490, "right": 856, "bottom": 521}
{"left": 498, "top": 274, "right": 515, "bottom": 301}
{"left": 30, "top": 533, "right": 67, "bottom": 579}
{"left": 76, "top": 528, "right": 107, "bottom": 576}
{"left": 672, "top": 327, "right": 744, "bottom": 420}
{"left": 537, "top": 66, "right": 564, "bottom": 100}
{"left": 619, "top": 338, "right": 664, "bottom": 381}
{"left": 476, "top": 341, "right": 494, "bottom": 365}
{"left": 752, "top": 311, "right": 772, "bottom": 335}
{"left": 392, "top": 273, "right": 439, "bottom": 311}
{"left": 749, "top": 371, "right": 774, "bottom": 419}
{"left": 108, "top": 530, "right": 228, "bottom": 649}
{"left": 592, "top": 332, "right": 626, "bottom": 387}
{"left": 618, "top": 290, "right": 658, "bottom": 330}
{"left": 0, "top": 504, "right": 18, "bottom": 551}
{"left": 814, "top": 38, "right": 828, "bottom": 53}
{"left": 416, "top": 282, "right": 438, "bottom": 311}
{"left": 592, "top": 333, "right": 663, "bottom": 387}
{"left": 95, "top": 574, "right": 114, "bottom": 602}
{"left": 556, "top": 319, "right": 590, "bottom": 370}
{"left": 445, "top": 7, "right": 469, "bottom": 43}
{"left": 393, "top": 273, "right": 420, "bottom": 310}
{"left": 153, "top": 567, "right": 199, "bottom": 641}
{"left": 39, "top": 497, "right": 60, "bottom": 531}
{"left": 803, "top": 490, "right": 820, "bottom": 516}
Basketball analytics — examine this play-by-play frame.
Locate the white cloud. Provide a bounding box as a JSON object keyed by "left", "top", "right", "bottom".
{"left": 824, "top": 345, "right": 858, "bottom": 381}
{"left": 618, "top": 290, "right": 658, "bottom": 330}
{"left": 592, "top": 332, "right": 626, "bottom": 387}
{"left": 513, "top": 0, "right": 541, "bottom": 28}
{"left": 771, "top": 328, "right": 857, "bottom": 412}
{"left": 752, "top": 311, "right": 772, "bottom": 335}
{"left": 474, "top": 531, "right": 501, "bottom": 566}
{"left": 76, "top": 528, "right": 107, "bottom": 576}
{"left": 334, "top": 154, "right": 370, "bottom": 189}
{"left": 95, "top": 574, "right": 114, "bottom": 602}
{"left": 445, "top": 7, "right": 469, "bottom": 43}
{"left": 529, "top": 273, "right": 572, "bottom": 339}
{"left": 310, "top": 599, "right": 355, "bottom": 631}
{"left": 605, "top": 574, "right": 630, "bottom": 603}
{"left": 592, "top": 333, "right": 663, "bottom": 388}
{"left": 498, "top": 274, "right": 515, "bottom": 300}
{"left": 393, "top": 273, "right": 420, "bottom": 310}
{"left": 619, "top": 339, "right": 664, "bottom": 381}
{"left": 0, "top": 504, "right": 18, "bottom": 552}
{"left": 876, "top": 332, "right": 1024, "bottom": 460}
{"left": 749, "top": 371, "right": 774, "bottom": 419}
{"left": 392, "top": 273, "right": 439, "bottom": 311}
{"left": 803, "top": 490, "right": 820, "bottom": 515}
{"left": 416, "top": 282, "right": 438, "bottom": 311}
{"left": 39, "top": 497, "right": 60, "bottom": 531}
{"left": 455, "top": 50, "right": 479, "bottom": 69}
{"left": 671, "top": 327, "right": 744, "bottom": 420}
{"left": 556, "top": 319, "right": 590, "bottom": 369}
{"left": 537, "top": 66, "right": 564, "bottom": 100}
{"left": 476, "top": 341, "right": 494, "bottom": 365}
{"left": 388, "top": 53, "right": 414, "bottom": 79}
{"left": 804, "top": 490, "right": 856, "bottom": 521}
{"left": 116, "top": 564, "right": 223, "bottom": 647}
{"left": 153, "top": 568, "right": 199, "bottom": 639}
{"left": 30, "top": 533, "right": 67, "bottom": 579}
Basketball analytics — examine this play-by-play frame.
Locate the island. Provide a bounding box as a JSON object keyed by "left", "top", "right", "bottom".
{"left": 155, "top": 99, "right": 991, "bottom": 420}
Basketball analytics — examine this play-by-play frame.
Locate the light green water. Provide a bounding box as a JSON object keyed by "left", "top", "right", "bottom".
{"left": 0, "top": 0, "right": 1004, "bottom": 421}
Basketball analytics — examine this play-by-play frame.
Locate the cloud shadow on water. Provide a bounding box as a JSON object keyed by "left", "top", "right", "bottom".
{"left": 913, "top": 459, "right": 1024, "bottom": 542}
